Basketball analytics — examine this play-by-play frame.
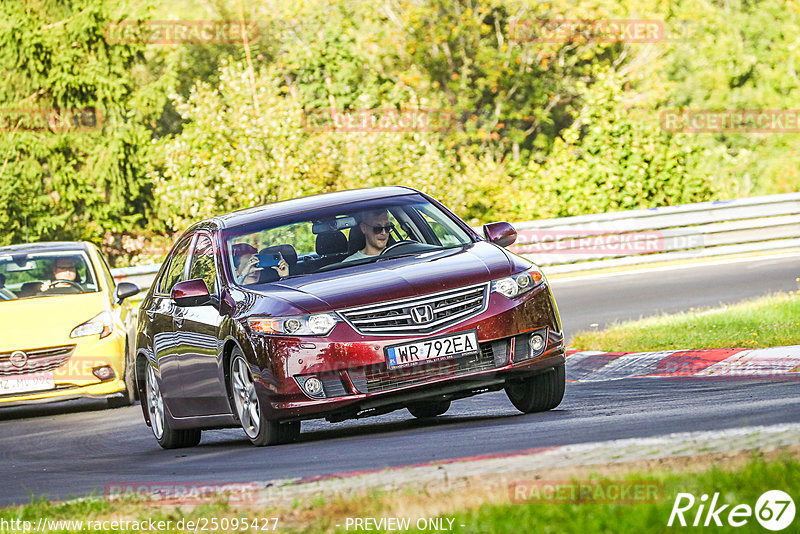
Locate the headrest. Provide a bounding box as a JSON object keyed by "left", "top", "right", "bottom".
{"left": 316, "top": 231, "right": 348, "bottom": 256}
{"left": 348, "top": 225, "right": 366, "bottom": 254}
{"left": 18, "top": 281, "right": 42, "bottom": 297}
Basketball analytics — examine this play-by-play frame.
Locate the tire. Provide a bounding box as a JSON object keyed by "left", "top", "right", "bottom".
{"left": 504, "top": 363, "right": 565, "bottom": 414}
{"left": 108, "top": 347, "right": 136, "bottom": 408}
{"left": 407, "top": 399, "right": 451, "bottom": 418}
{"left": 279, "top": 421, "right": 301, "bottom": 443}
{"left": 230, "top": 350, "right": 288, "bottom": 446}
{"left": 145, "top": 362, "right": 201, "bottom": 449}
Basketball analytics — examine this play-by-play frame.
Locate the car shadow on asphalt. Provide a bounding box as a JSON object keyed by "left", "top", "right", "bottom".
{"left": 194, "top": 408, "right": 571, "bottom": 449}
{"left": 0, "top": 399, "right": 137, "bottom": 421}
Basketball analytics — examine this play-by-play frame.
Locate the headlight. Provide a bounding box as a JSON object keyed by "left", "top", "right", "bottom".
{"left": 70, "top": 311, "right": 113, "bottom": 339}
{"left": 491, "top": 266, "right": 545, "bottom": 298}
{"left": 249, "top": 313, "right": 339, "bottom": 336}
{"left": 494, "top": 277, "right": 519, "bottom": 298}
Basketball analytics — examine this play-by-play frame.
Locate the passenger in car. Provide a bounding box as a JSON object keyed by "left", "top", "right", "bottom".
{"left": 232, "top": 243, "right": 261, "bottom": 285}
{"left": 344, "top": 209, "right": 393, "bottom": 261}
{"left": 0, "top": 274, "right": 13, "bottom": 300}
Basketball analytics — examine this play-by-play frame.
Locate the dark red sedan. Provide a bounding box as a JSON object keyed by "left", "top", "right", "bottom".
{"left": 135, "top": 187, "right": 565, "bottom": 448}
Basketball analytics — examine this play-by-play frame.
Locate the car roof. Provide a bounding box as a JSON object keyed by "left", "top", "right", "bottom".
{"left": 208, "top": 186, "right": 420, "bottom": 230}
{"left": 0, "top": 241, "right": 90, "bottom": 255}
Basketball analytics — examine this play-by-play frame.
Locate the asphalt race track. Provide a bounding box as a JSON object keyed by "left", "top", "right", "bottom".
{"left": 1, "top": 254, "right": 799, "bottom": 507}
{"left": 550, "top": 253, "right": 800, "bottom": 337}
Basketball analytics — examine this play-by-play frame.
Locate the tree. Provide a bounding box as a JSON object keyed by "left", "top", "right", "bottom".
{"left": 0, "top": 0, "right": 165, "bottom": 247}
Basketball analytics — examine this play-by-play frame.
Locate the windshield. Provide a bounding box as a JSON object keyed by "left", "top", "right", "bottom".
{"left": 0, "top": 250, "right": 100, "bottom": 302}
{"left": 222, "top": 194, "right": 474, "bottom": 286}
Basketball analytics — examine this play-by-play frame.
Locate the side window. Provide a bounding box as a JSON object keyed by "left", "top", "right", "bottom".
{"left": 159, "top": 237, "right": 191, "bottom": 294}
{"left": 418, "top": 209, "right": 461, "bottom": 246}
{"left": 188, "top": 235, "right": 218, "bottom": 294}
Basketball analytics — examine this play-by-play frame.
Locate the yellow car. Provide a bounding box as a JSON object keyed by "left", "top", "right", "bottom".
{"left": 0, "top": 241, "right": 140, "bottom": 408}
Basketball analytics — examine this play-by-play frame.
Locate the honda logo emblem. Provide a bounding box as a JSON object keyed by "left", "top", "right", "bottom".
{"left": 9, "top": 351, "right": 28, "bottom": 368}
{"left": 410, "top": 305, "right": 434, "bottom": 324}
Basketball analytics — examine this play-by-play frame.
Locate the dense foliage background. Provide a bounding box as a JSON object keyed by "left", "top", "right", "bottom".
{"left": 1, "top": 0, "right": 798, "bottom": 265}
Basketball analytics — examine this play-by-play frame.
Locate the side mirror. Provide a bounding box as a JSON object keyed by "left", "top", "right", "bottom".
{"left": 171, "top": 279, "right": 211, "bottom": 307}
{"left": 217, "top": 287, "right": 236, "bottom": 317}
{"left": 483, "top": 221, "right": 517, "bottom": 248}
{"left": 115, "top": 282, "right": 140, "bottom": 304}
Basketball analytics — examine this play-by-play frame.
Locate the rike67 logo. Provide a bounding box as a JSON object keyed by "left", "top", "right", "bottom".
{"left": 668, "top": 490, "right": 795, "bottom": 531}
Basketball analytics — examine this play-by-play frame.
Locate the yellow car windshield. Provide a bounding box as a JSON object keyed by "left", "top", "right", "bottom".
{"left": 0, "top": 250, "right": 100, "bottom": 301}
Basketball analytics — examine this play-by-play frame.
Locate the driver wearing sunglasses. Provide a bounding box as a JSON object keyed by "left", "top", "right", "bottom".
{"left": 40, "top": 256, "right": 82, "bottom": 293}
{"left": 344, "top": 208, "right": 394, "bottom": 262}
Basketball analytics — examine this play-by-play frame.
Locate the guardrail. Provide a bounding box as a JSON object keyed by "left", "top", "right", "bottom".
{"left": 508, "top": 192, "right": 800, "bottom": 273}
{"left": 111, "top": 192, "right": 800, "bottom": 286}
{"left": 111, "top": 263, "right": 161, "bottom": 292}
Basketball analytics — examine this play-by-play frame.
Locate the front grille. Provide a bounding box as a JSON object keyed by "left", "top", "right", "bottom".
{"left": 0, "top": 345, "right": 75, "bottom": 377}
{"left": 340, "top": 283, "right": 489, "bottom": 336}
{"left": 349, "top": 341, "right": 500, "bottom": 394}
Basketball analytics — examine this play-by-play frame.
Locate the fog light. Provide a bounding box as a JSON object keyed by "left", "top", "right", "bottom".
{"left": 529, "top": 334, "right": 545, "bottom": 353}
{"left": 303, "top": 376, "right": 323, "bottom": 397}
{"left": 92, "top": 365, "right": 115, "bottom": 381}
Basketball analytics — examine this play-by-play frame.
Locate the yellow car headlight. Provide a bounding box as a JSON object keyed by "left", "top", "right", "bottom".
{"left": 70, "top": 310, "right": 113, "bottom": 339}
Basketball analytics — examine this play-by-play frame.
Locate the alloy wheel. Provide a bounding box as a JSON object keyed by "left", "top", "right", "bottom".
{"left": 146, "top": 364, "right": 165, "bottom": 439}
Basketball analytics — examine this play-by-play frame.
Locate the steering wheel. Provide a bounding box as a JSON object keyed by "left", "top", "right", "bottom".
{"left": 47, "top": 280, "right": 83, "bottom": 292}
{"left": 380, "top": 240, "right": 418, "bottom": 255}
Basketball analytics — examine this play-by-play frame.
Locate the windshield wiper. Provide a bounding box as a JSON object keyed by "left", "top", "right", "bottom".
{"left": 375, "top": 244, "right": 458, "bottom": 262}
{"left": 313, "top": 257, "right": 380, "bottom": 273}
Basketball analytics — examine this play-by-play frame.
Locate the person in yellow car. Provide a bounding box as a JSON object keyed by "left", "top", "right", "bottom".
{"left": 0, "top": 273, "right": 14, "bottom": 301}
{"left": 40, "top": 256, "right": 84, "bottom": 293}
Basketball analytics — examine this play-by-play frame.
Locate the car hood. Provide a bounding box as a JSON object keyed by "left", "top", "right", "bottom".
{"left": 246, "top": 242, "right": 520, "bottom": 314}
{"left": 0, "top": 292, "right": 108, "bottom": 352}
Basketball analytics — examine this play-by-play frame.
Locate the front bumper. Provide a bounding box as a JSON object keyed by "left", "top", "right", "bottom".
{"left": 0, "top": 331, "right": 127, "bottom": 407}
{"left": 247, "top": 283, "right": 564, "bottom": 421}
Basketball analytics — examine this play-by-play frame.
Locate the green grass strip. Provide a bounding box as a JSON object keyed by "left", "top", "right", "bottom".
{"left": 571, "top": 292, "right": 800, "bottom": 352}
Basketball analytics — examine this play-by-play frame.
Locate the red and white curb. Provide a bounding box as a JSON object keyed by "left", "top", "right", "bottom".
{"left": 565, "top": 346, "right": 800, "bottom": 382}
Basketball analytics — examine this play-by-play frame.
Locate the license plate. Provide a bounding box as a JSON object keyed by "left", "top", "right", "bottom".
{"left": 386, "top": 331, "right": 479, "bottom": 369}
{"left": 0, "top": 372, "right": 55, "bottom": 395}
